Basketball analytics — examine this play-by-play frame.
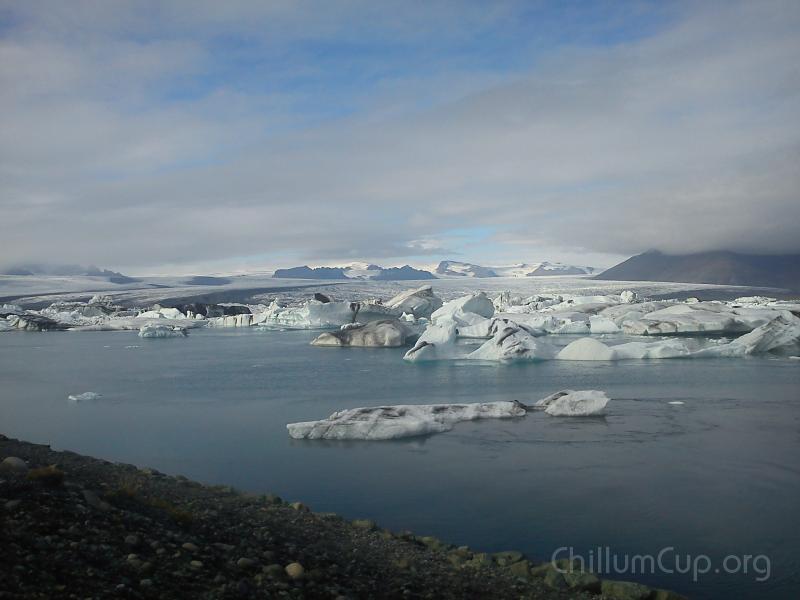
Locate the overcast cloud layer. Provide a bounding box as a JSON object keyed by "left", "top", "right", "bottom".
{"left": 1, "top": 1, "right": 798, "bottom": 273}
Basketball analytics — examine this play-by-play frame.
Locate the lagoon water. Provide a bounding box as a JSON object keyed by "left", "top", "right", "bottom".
{"left": 1, "top": 327, "right": 799, "bottom": 598}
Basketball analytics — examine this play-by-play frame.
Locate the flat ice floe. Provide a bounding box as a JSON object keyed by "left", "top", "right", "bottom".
{"left": 68, "top": 392, "right": 101, "bottom": 402}
{"left": 532, "top": 390, "right": 611, "bottom": 416}
{"left": 287, "top": 400, "right": 527, "bottom": 440}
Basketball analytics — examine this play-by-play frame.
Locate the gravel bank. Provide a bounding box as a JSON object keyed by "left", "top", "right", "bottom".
{"left": 0, "top": 435, "right": 685, "bottom": 599}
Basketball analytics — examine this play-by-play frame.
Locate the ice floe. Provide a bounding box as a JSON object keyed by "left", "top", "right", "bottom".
{"left": 68, "top": 392, "right": 101, "bottom": 402}
{"left": 287, "top": 400, "right": 527, "bottom": 440}
{"left": 532, "top": 390, "right": 611, "bottom": 416}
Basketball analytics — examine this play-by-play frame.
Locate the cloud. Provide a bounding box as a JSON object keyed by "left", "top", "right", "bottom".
{"left": 0, "top": 0, "right": 798, "bottom": 272}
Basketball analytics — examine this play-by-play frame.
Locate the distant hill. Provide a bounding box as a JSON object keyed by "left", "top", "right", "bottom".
{"left": 435, "top": 261, "right": 498, "bottom": 278}
{"left": 273, "top": 266, "right": 348, "bottom": 279}
{"left": 1, "top": 264, "right": 139, "bottom": 284}
{"left": 435, "top": 260, "right": 597, "bottom": 278}
{"left": 595, "top": 251, "right": 800, "bottom": 290}
{"left": 273, "top": 264, "right": 435, "bottom": 280}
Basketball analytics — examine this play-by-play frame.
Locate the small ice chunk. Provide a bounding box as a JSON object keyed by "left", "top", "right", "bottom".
{"left": 533, "top": 390, "right": 610, "bottom": 416}
{"left": 68, "top": 392, "right": 101, "bottom": 402}
{"left": 287, "top": 400, "right": 527, "bottom": 440}
{"left": 668, "top": 401, "right": 685, "bottom": 405}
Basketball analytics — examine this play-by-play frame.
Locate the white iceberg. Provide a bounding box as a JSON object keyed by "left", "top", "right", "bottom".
{"left": 697, "top": 313, "right": 800, "bottom": 357}
{"left": 403, "top": 323, "right": 460, "bottom": 361}
{"left": 533, "top": 390, "right": 610, "bottom": 416}
{"left": 467, "top": 323, "right": 552, "bottom": 361}
{"left": 431, "top": 292, "right": 494, "bottom": 326}
{"left": 311, "top": 319, "right": 411, "bottom": 347}
{"left": 135, "top": 307, "right": 186, "bottom": 319}
{"left": 287, "top": 400, "right": 527, "bottom": 440}
{"left": 384, "top": 285, "right": 443, "bottom": 319}
{"left": 259, "top": 299, "right": 398, "bottom": 329}
{"left": 138, "top": 324, "right": 188, "bottom": 338}
{"left": 68, "top": 392, "right": 101, "bottom": 402}
{"left": 556, "top": 337, "right": 617, "bottom": 361}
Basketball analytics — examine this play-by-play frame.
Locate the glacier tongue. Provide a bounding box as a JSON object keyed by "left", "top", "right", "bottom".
{"left": 287, "top": 400, "right": 527, "bottom": 440}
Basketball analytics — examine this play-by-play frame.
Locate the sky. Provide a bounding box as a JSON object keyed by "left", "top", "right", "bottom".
{"left": 1, "top": 0, "right": 798, "bottom": 275}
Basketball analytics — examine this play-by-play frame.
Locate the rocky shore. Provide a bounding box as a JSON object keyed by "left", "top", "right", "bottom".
{"left": 1, "top": 435, "right": 685, "bottom": 599}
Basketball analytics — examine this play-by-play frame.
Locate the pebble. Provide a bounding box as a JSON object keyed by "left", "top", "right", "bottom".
{"left": 4, "top": 499, "right": 21, "bottom": 511}
{"left": 289, "top": 502, "right": 309, "bottom": 512}
{"left": 285, "top": 562, "right": 305, "bottom": 579}
{"left": 190, "top": 560, "right": 204, "bottom": 569}
{"left": 124, "top": 535, "right": 140, "bottom": 547}
{"left": 236, "top": 557, "right": 256, "bottom": 569}
{"left": 182, "top": 542, "right": 199, "bottom": 552}
{"left": 140, "top": 579, "right": 153, "bottom": 588}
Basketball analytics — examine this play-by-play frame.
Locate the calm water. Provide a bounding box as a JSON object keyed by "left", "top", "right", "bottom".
{"left": 1, "top": 328, "right": 798, "bottom": 598}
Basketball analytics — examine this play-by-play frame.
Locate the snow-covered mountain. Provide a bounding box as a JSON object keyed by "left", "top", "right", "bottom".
{"left": 435, "top": 260, "right": 598, "bottom": 278}
{"left": 273, "top": 263, "right": 435, "bottom": 281}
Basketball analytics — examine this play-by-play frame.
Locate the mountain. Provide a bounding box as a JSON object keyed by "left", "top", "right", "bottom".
{"left": 0, "top": 264, "right": 139, "bottom": 284}
{"left": 273, "top": 264, "right": 435, "bottom": 280}
{"left": 435, "top": 261, "right": 498, "bottom": 278}
{"left": 435, "top": 260, "right": 597, "bottom": 278}
{"left": 595, "top": 250, "right": 800, "bottom": 290}
{"left": 273, "top": 266, "right": 348, "bottom": 279}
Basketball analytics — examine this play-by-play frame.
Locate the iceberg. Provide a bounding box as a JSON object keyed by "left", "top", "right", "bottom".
{"left": 467, "top": 323, "right": 553, "bottom": 361}
{"left": 533, "top": 390, "right": 610, "bottom": 416}
{"left": 311, "top": 319, "right": 411, "bottom": 347}
{"left": 287, "top": 400, "right": 527, "bottom": 440}
{"left": 68, "top": 392, "right": 101, "bottom": 402}
{"left": 556, "top": 337, "right": 691, "bottom": 360}
{"left": 697, "top": 313, "right": 800, "bottom": 357}
{"left": 138, "top": 324, "right": 188, "bottom": 338}
{"left": 135, "top": 307, "right": 186, "bottom": 319}
{"left": 259, "top": 299, "right": 398, "bottom": 329}
{"left": 431, "top": 292, "right": 495, "bottom": 326}
{"left": 403, "top": 323, "right": 460, "bottom": 361}
{"left": 556, "top": 338, "right": 617, "bottom": 361}
{"left": 384, "top": 285, "right": 443, "bottom": 319}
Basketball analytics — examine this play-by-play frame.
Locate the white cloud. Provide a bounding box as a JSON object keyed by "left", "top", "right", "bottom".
{"left": 0, "top": 0, "right": 798, "bottom": 271}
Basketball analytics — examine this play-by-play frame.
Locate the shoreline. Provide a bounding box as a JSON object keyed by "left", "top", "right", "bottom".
{"left": 1, "top": 434, "right": 686, "bottom": 599}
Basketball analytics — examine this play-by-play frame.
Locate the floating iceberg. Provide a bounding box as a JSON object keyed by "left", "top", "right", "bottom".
{"left": 311, "top": 319, "right": 411, "bottom": 347}
{"left": 403, "top": 323, "right": 460, "bottom": 361}
{"left": 697, "top": 313, "right": 800, "bottom": 357}
{"left": 533, "top": 390, "right": 610, "bottom": 416}
{"left": 431, "top": 292, "right": 494, "bottom": 326}
{"left": 467, "top": 323, "right": 552, "bottom": 361}
{"left": 556, "top": 337, "right": 691, "bottom": 360}
{"left": 287, "top": 400, "right": 527, "bottom": 440}
{"left": 138, "top": 324, "right": 188, "bottom": 338}
{"left": 259, "top": 299, "right": 398, "bottom": 329}
{"left": 68, "top": 392, "right": 101, "bottom": 402}
{"left": 384, "top": 285, "right": 443, "bottom": 319}
{"left": 135, "top": 307, "right": 186, "bottom": 320}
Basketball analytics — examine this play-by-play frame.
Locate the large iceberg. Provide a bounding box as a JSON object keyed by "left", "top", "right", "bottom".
{"left": 467, "top": 322, "right": 552, "bottom": 361}
{"left": 697, "top": 313, "right": 800, "bottom": 357}
{"left": 403, "top": 323, "right": 460, "bottom": 361}
{"left": 533, "top": 390, "right": 611, "bottom": 416}
{"left": 431, "top": 292, "right": 495, "bottom": 326}
{"left": 311, "top": 319, "right": 412, "bottom": 347}
{"left": 258, "top": 299, "right": 398, "bottom": 329}
{"left": 384, "top": 285, "right": 443, "bottom": 319}
{"left": 287, "top": 400, "right": 527, "bottom": 440}
{"left": 138, "top": 324, "right": 188, "bottom": 338}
